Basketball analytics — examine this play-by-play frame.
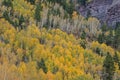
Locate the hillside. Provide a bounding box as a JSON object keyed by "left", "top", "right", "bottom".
{"left": 0, "top": 0, "right": 120, "bottom": 80}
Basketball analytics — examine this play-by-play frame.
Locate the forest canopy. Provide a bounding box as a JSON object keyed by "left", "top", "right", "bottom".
{"left": 0, "top": 0, "right": 120, "bottom": 80}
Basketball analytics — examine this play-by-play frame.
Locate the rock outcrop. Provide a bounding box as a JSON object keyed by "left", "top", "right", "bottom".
{"left": 79, "top": 0, "right": 120, "bottom": 27}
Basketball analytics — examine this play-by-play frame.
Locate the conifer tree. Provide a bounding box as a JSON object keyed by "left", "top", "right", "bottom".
{"left": 103, "top": 52, "right": 115, "bottom": 80}
{"left": 37, "top": 58, "right": 48, "bottom": 73}
{"left": 98, "top": 33, "right": 105, "bottom": 44}
{"left": 114, "top": 22, "right": 120, "bottom": 49}
{"left": 113, "top": 52, "right": 120, "bottom": 69}
{"left": 27, "top": 0, "right": 35, "bottom": 5}
{"left": 34, "top": 3, "right": 42, "bottom": 26}
{"left": 78, "top": 0, "right": 87, "bottom": 6}
{"left": 18, "top": 15, "right": 25, "bottom": 29}
{"left": 3, "top": 11, "right": 10, "bottom": 21}
{"left": 2, "top": 0, "right": 13, "bottom": 8}
{"left": 81, "top": 31, "right": 86, "bottom": 39}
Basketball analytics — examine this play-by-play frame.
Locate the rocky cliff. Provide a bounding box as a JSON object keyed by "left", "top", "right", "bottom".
{"left": 79, "top": 0, "right": 120, "bottom": 27}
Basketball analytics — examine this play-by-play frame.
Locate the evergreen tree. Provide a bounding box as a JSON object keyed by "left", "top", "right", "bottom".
{"left": 2, "top": 0, "right": 13, "bottom": 8}
{"left": 52, "top": 66, "right": 59, "bottom": 74}
{"left": 114, "top": 22, "right": 120, "bottom": 49}
{"left": 27, "top": 0, "right": 35, "bottom": 5}
{"left": 98, "top": 33, "right": 105, "bottom": 44}
{"left": 79, "top": 40, "right": 86, "bottom": 49}
{"left": 103, "top": 52, "right": 115, "bottom": 80}
{"left": 3, "top": 10, "right": 15, "bottom": 26}
{"left": 78, "top": 0, "right": 87, "bottom": 6}
{"left": 106, "top": 30, "right": 114, "bottom": 46}
{"left": 101, "top": 24, "right": 108, "bottom": 32}
{"left": 47, "top": 0, "right": 74, "bottom": 16}
{"left": 34, "top": 4, "right": 42, "bottom": 25}
{"left": 19, "top": 15, "right": 25, "bottom": 25}
{"left": 113, "top": 52, "right": 120, "bottom": 69}
{"left": 81, "top": 31, "right": 86, "bottom": 39}
{"left": 95, "top": 47, "right": 103, "bottom": 56}
{"left": 86, "top": 10, "right": 91, "bottom": 19}
{"left": 3, "top": 11, "right": 10, "bottom": 21}
{"left": 22, "top": 54, "right": 29, "bottom": 63}
{"left": 37, "top": 58, "right": 48, "bottom": 73}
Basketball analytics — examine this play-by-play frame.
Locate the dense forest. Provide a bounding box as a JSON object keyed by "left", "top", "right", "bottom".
{"left": 0, "top": 0, "right": 120, "bottom": 80}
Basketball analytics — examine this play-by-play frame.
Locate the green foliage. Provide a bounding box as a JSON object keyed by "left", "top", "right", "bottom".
{"left": 105, "top": 30, "right": 114, "bottom": 46}
{"left": 98, "top": 23, "right": 120, "bottom": 50}
{"left": 98, "top": 33, "right": 105, "bottom": 44}
{"left": 3, "top": 11, "right": 27, "bottom": 29}
{"left": 101, "top": 24, "right": 108, "bottom": 32}
{"left": 63, "top": 1, "right": 75, "bottom": 15}
{"left": 52, "top": 66, "right": 59, "bottom": 74}
{"left": 19, "top": 15, "right": 24, "bottom": 25}
{"left": 37, "top": 58, "right": 48, "bottom": 73}
{"left": 19, "top": 15, "right": 25, "bottom": 29}
{"left": 79, "top": 39, "right": 86, "bottom": 49}
{"left": 98, "top": 24, "right": 109, "bottom": 44}
{"left": 3, "top": 10, "right": 13, "bottom": 25}
{"left": 113, "top": 52, "right": 120, "bottom": 69}
{"left": 2, "top": 0, "right": 13, "bottom": 8}
{"left": 95, "top": 47, "right": 103, "bottom": 56}
{"left": 114, "top": 22, "right": 120, "bottom": 49}
{"left": 78, "top": 0, "right": 88, "bottom": 6}
{"left": 81, "top": 31, "right": 86, "bottom": 39}
{"left": 47, "top": 0, "right": 75, "bottom": 15}
{"left": 27, "top": 0, "right": 35, "bottom": 5}
{"left": 34, "top": 4, "right": 42, "bottom": 23}
{"left": 103, "top": 52, "right": 115, "bottom": 80}
{"left": 3, "top": 11, "right": 10, "bottom": 21}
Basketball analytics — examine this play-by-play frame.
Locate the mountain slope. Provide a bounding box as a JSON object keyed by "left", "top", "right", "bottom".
{"left": 0, "top": 0, "right": 120, "bottom": 80}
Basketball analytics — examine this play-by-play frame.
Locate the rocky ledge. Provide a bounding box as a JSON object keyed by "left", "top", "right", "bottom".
{"left": 79, "top": 0, "right": 120, "bottom": 27}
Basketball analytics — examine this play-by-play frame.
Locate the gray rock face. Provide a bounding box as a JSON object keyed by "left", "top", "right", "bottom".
{"left": 79, "top": 0, "right": 120, "bottom": 27}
